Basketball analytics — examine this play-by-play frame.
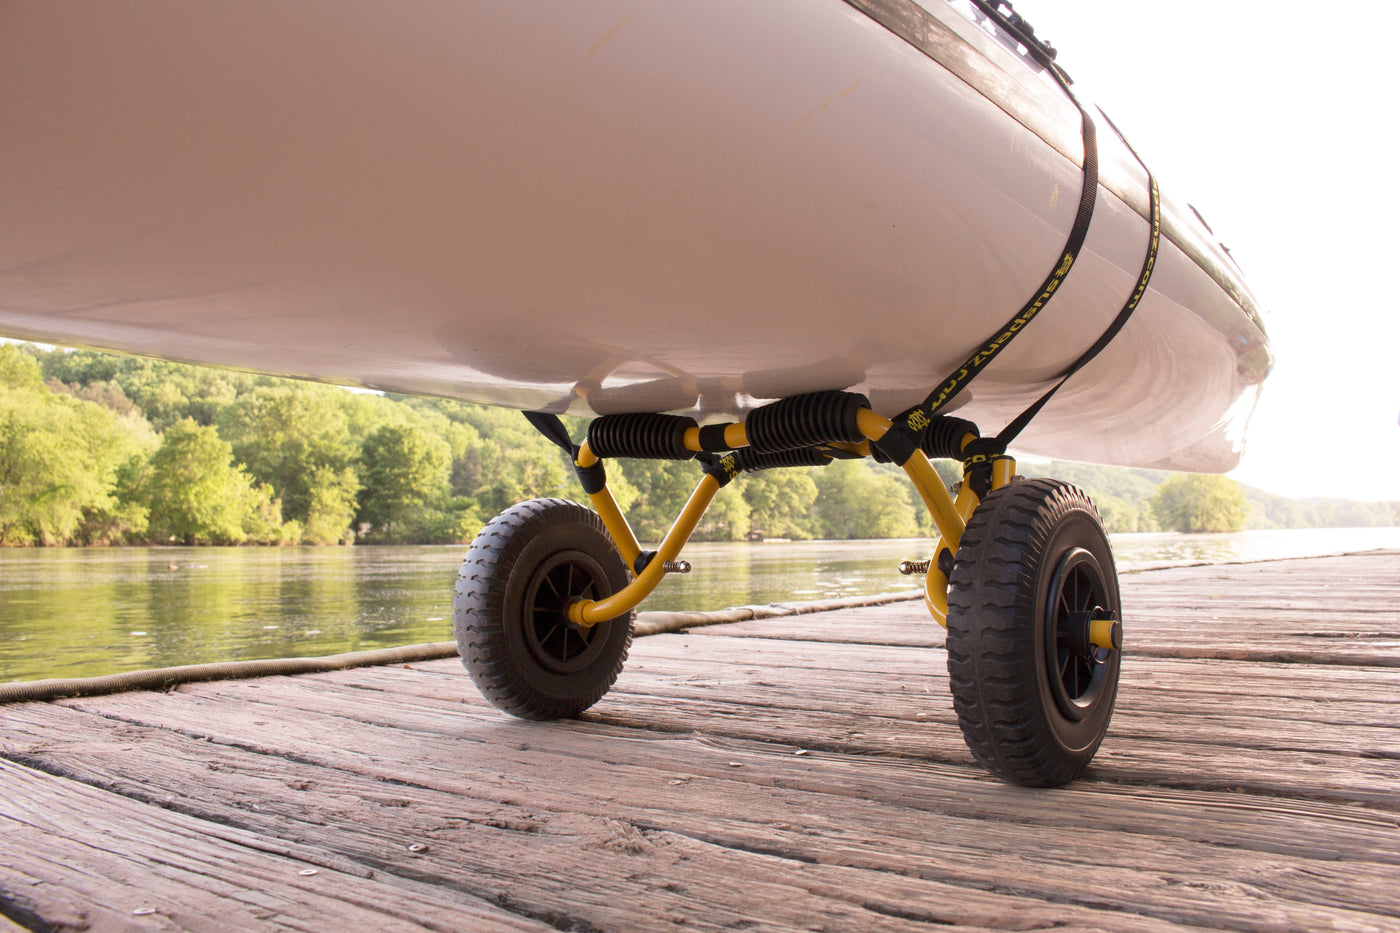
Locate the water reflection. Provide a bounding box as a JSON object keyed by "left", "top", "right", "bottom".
{"left": 1111, "top": 527, "right": 1400, "bottom": 569}
{"left": 1111, "top": 534, "right": 1241, "bottom": 567}
{"left": 3, "top": 527, "right": 1398, "bottom": 683}
{"left": 0, "top": 547, "right": 460, "bottom": 683}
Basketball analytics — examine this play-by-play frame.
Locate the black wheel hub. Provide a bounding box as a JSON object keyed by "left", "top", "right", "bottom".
{"left": 522, "top": 550, "right": 612, "bottom": 675}
{"left": 1043, "top": 546, "right": 1115, "bottom": 721}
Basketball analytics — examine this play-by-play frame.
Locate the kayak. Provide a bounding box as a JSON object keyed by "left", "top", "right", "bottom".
{"left": 0, "top": 0, "right": 1277, "bottom": 788}
{"left": 0, "top": 0, "right": 1268, "bottom": 471}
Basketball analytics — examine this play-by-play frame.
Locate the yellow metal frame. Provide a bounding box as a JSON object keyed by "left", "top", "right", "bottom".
{"left": 574, "top": 442, "right": 643, "bottom": 569}
{"left": 564, "top": 407, "right": 1018, "bottom": 630}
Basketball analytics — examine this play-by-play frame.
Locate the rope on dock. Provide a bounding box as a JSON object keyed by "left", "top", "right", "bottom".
{"left": 0, "top": 642, "right": 460, "bottom": 705}
{"left": 0, "top": 590, "right": 923, "bottom": 704}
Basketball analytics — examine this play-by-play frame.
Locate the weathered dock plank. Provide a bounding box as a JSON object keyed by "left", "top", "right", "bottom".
{"left": 0, "top": 759, "right": 553, "bottom": 933}
{"left": 693, "top": 552, "right": 1400, "bottom": 665}
{"left": 3, "top": 551, "right": 1399, "bottom": 932}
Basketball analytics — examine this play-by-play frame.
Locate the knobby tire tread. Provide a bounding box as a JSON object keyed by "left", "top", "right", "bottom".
{"left": 946, "top": 478, "right": 1119, "bottom": 786}
{"left": 454, "top": 498, "right": 632, "bottom": 721}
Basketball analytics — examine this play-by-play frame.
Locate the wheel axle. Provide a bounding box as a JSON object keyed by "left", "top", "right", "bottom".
{"left": 1089, "top": 611, "right": 1123, "bottom": 651}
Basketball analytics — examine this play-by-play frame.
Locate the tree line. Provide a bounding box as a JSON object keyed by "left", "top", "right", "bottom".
{"left": 2, "top": 344, "right": 1395, "bottom": 546}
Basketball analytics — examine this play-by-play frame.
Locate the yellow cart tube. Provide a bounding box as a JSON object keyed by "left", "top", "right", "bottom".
{"left": 922, "top": 481, "right": 982, "bottom": 627}
{"left": 568, "top": 473, "right": 721, "bottom": 626}
{"left": 855, "top": 409, "right": 965, "bottom": 548}
{"left": 575, "top": 442, "right": 643, "bottom": 568}
{"left": 683, "top": 423, "right": 748, "bottom": 451}
{"left": 902, "top": 453, "right": 966, "bottom": 551}
{"left": 855, "top": 408, "right": 969, "bottom": 626}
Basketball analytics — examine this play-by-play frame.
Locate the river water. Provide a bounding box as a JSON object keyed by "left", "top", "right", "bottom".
{"left": 3, "top": 527, "right": 1398, "bottom": 683}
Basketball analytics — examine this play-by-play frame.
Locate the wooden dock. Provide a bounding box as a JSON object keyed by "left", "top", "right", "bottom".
{"left": 3, "top": 551, "right": 1399, "bottom": 932}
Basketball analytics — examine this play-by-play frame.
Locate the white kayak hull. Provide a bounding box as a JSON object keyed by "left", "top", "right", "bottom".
{"left": 0, "top": 0, "right": 1269, "bottom": 471}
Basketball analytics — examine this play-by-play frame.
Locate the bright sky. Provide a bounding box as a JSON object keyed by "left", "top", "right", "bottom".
{"left": 1019, "top": 0, "right": 1399, "bottom": 501}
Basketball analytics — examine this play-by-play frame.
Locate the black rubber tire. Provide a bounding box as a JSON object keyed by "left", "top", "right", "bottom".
{"left": 946, "top": 478, "right": 1121, "bottom": 787}
{"left": 454, "top": 498, "right": 633, "bottom": 720}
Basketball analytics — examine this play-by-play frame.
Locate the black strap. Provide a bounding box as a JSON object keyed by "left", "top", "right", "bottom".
{"left": 523, "top": 410, "right": 610, "bottom": 493}
{"left": 997, "top": 166, "right": 1160, "bottom": 446}
{"left": 523, "top": 411, "right": 574, "bottom": 454}
{"left": 878, "top": 55, "right": 1098, "bottom": 463}
{"left": 883, "top": 13, "right": 1165, "bottom": 465}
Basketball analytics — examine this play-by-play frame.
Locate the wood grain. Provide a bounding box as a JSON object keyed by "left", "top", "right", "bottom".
{"left": 3, "top": 551, "right": 1398, "bottom": 931}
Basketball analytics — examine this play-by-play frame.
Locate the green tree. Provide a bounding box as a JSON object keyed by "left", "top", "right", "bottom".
{"left": 618, "top": 459, "right": 704, "bottom": 542}
{"left": 696, "top": 483, "right": 752, "bottom": 541}
{"left": 302, "top": 467, "right": 362, "bottom": 545}
{"left": 357, "top": 423, "right": 451, "bottom": 539}
{"left": 419, "top": 402, "right": 571, "bottom": 516}
{"left": 237, "top": 481, "right": 291, "bottom": 545}
{"left": 1093, "top": 493, "right": 1159, "bottom": 533}
{"left": 37, "top": 348, "right": 257, "bottom": 429}
{"left": 217, "top": 384, "right": 358, "bottom": 522}
{"left": 742, "top": 469, "right": 818, "bottom": 539}
{"left": 1135, "top": 499, "right": 1161, "bottom": 532}
{"left": 48, "top": 377, "right": 140, "bottom": 417}
{"left": 403, "top": 497, "right": 484, "bottom": 545}
{"left": 144, "top": 419, "right": 272, "bottom": 545}
{"left": 1030, "top": 460, "right": 1170, "bottom": 502}
{"left": 870, "top": 460, "right": 940, "bottom": 536}
{"left": 1150, "top": 473, "right": 1248, "bottom": 533}
{"left": 0, "top": 347, "right": 147, "bottom": 545}
{"left": 812, "top": 460, "right": 920, "bottom": 539}
{"left": 1, "top": 344, "right": 45, "bottom": 393}
{"left": 1244, "top": 487, "right": 1305, "bottom": 529}
{"left": 77, "top": 453, "right": 153, "bottom": 545}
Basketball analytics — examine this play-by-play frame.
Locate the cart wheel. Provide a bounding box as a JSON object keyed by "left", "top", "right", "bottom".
{"left": 946, "top": 478, "right": 1121, "bottom": 786}
{"left": 454, "top": 498, "right": 633, "bottom": 720}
